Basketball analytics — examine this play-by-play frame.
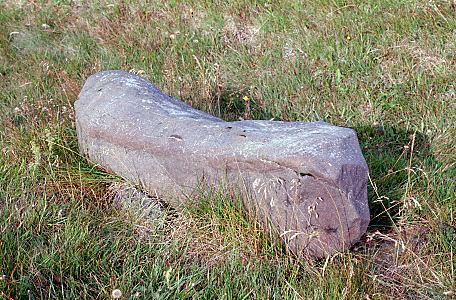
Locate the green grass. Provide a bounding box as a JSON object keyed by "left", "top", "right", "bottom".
{"left": 0, "top": 0, "right": 455, "bottom": 299}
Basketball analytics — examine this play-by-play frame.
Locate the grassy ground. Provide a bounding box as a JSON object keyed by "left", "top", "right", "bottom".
{"left": 0, "top": 0, "right": 455, "bottom": 299}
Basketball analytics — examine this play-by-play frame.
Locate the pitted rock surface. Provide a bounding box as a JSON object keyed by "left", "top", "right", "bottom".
{"left": 75, "top": 70, "right": 370, "bottom": 257}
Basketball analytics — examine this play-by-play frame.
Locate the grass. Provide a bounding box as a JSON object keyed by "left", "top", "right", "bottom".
{"left": 0, "top": 0, "right": 455, "bottom": 299}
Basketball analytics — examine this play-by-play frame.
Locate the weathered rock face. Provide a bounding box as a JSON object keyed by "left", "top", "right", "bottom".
{"left": 75, "top": 71, "right": 370, "bottom": 258}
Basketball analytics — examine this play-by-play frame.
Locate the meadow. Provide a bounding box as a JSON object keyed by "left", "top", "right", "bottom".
{"left": 0, "top": 0, "right": 455, "bottom": 299}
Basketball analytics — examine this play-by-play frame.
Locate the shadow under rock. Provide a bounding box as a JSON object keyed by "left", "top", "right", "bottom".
{"left": 355, "top": 124, "right": 437, "bottom": 229}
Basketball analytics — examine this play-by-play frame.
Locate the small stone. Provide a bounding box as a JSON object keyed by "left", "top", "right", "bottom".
{"left": 75, "top": 71, "right": 370, "bottom": 258}
{"left": 110, "top": 183, "right": 164, "bottom": 220}
{"left": 111, "top": 289, "right": 122, "bottom": 299}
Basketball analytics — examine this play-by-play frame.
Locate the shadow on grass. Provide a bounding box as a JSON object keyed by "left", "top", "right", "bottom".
{"left": 209, "top": 87, "right": 277, "bottom": 121}
{"left": 355, "top": 124, "right": 435, "bottom": 229}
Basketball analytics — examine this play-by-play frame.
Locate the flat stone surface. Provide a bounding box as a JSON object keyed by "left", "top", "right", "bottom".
{"left": 75, "top": 70, "right": 370, "bottom": 257}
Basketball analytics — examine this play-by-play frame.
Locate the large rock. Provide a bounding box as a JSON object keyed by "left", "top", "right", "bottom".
{"left": 75, "top": 71, "right": 370, "bottom": 258}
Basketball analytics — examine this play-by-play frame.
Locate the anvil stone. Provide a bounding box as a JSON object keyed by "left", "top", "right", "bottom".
{"left": 75, "top": 71, "right": 370, "bottom": 257}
